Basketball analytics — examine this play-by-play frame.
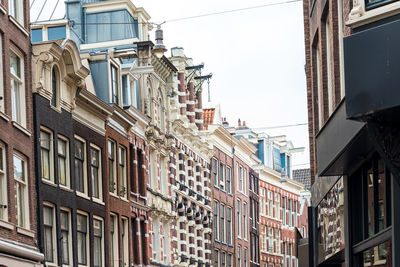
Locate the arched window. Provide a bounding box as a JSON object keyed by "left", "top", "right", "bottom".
{"left": 51, "top": 66, "right": 59, "bottom": 107}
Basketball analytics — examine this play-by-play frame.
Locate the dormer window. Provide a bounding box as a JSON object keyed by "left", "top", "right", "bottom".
{"left": 122, "top": 75, "right": 137, "bottom": 108}
{"left": 110, "top": 64, "right": 119, "bottom": 105}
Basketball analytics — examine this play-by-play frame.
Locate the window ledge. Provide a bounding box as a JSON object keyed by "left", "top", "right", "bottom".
{"left": 92, "top": 197, "right": 105, "bottom": 205}
{"left": 59, "top": 185, "right": 73, "bottom": 192}
{"left": 346, "top": 1, "right": 400, "bottom": 28}
{"left": 0, "top": 3, "right": 6, "bottom": 15}
{"left": 42, "top": 178, "right": 57, "bottom": 187}
{"left": 0, "top": 220, "right": 14, "bottom": 230}
{"left": 50, "top": 105, "right": 62, "bottom": 114}
{"left": 12, "top": 121, "right": 31, "bottom": 137}
{"left": 76, "top": 191, "right": 90, "bottom": 200}
{"left": 46, "top": 262, "right": 58, "bottom": 267}
{"left": 0, "top": 111, "right": 9, "bottom": 122}
{"left": 120, "top": 197, "right": 129, "bottom": 203}
{"left": 17, "top": 227, "right": 35, "bottom": 238}
{"left": 8, "top": 15, "right": 29, "bottom": 37}
{"left": 110, "top": 193, "right": 119, "bottom": 199}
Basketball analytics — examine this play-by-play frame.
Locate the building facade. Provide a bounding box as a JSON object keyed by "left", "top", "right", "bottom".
{"left": 0, "top": 0, "right": 44, "bottom": 265}
{"left": 169, "top": 47, "right": 214, "bottom": 267}
{"left": 303, "top": 0, "right": 400, "bottom": 265}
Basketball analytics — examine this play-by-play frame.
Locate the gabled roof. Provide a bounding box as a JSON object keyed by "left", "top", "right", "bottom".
{"left": 293, "top": 168, "right": 311, "bottom": 190}
{"left": 203, "top": 108, "right": 215, "bottom": 130}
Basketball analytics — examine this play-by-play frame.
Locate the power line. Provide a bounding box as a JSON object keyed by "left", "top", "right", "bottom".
{"left": 30, "top": 0, "right": 302, "bottom": 25}
{"left": 253, "top": 122, "right": 308, "bottom": 131}
{"left": 164, "top": 0, "right": 302, "bottom": 23}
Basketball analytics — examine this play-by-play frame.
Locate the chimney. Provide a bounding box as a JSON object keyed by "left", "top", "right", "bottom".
{"left": 243, "top": 121, "right": 246, "bottom": 127}
{"left": 238, "top": 119, "right": 241, "bottom": 127}
{"left": 222, "top": 117, "right": 229, "bottom": 128}
{"left": 178, "top": 73, "right": 186, "bottom": 116}
{"left": 195, "top": 90, "right": 204, "bottom": 130}
{"left": 187, "top": 82, "right": 195, "bottom": 124}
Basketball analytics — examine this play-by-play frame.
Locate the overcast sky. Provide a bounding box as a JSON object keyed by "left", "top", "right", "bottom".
{"left": 134, "top": 0, "right": 309, "bottom": 168}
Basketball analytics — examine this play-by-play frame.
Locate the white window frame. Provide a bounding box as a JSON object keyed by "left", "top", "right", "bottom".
{"left": 74, "top": 135, "right": 88, "bottom": 197}
{"left": 0, "top": 142, "right": 7, "bottom": 221}
{"left": 60, "top": 207, "right": 72, "bottom": 267}
{"left": 215, "top": 250, "right": 219, "bottom": 267}
{"left": 119, "top": 146, "right": 127, "bottom": 199}
{"left": 10, "top": 46, "right": 26, "bottom": 128}
{"left": 237, "top": 199, "right": 241, "bottom": 238}
{"left": 109, "top": 61, "right": 120, "bottom": 105}
{"left": 227, "top": 206, "right": 232, "bottom": 245}
{"left": 0, "top": 33, "right": 3, "bottom": 113}
{"left": 244, "top": 248, "right": 248, "bottom": 267}
{"left": 239, "top": 166, "right": 243, "bottom": 192}
{"left": 160, "top": 155, "right": 167, "bottom": 194}
{"left": 90, "top": 144, "right": 103, "bottom": 202}
{"left": 219, "top": 162, "right": 225, "bottom": 190}
{"left": 243, "top": 202, "right": 247, "bottom": 240}
{"left": 77, "top": 211, "right": 89, "bottom": 267}
{"left": 14, "top": 152, "right": 29, "bottom": 229}
{"left": 220, "top": 203, "right": 225, "bottom": 243}
{"left": 121, "top": 217, "right": 129, "bottom": 266}
{"left": 214, "top": 201, "right": 219, "bottom": 241}
{"left": 58, "top": 135, "right": 70, "bottom": 189}
{"left": 294, "top": 200, "right": 298, "bottom": 227}
{"left": 238, "top": 246, "right": 241, "bottom": 267}
{"left": 110, "top": 214, "right": 118, "bottom": 267}
{"left": 9, "top": 0, "right": 24, "bottom": 25}
{"left": 40, "top": 127, "right": 54, "bottom": 183}
{"left": 50, "top": 65, "right": 61, "bottom": 110}
{"left": 226, "top": 166, "right": 232, "bottom": 194}
{"left": 108, "top": 139, "right": 117, "bottom": 196}
{"left": 93, "top": 216, "right": 104, "bottom": 267}
{"left": 43, "top": 202, "right": 57, "bottom": 265}
{"left": 213, "top": 158, "right": 218, "bottom": 187}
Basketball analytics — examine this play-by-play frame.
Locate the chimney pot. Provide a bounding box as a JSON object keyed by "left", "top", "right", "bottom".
{"left": 238, "top": 119, "right": 241, "bottom": 127}
{"left": 243, "top": 121, "right": 246, "bottom": 126}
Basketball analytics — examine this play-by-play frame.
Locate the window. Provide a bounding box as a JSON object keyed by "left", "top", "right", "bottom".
{"left": 31, "top": 28, "right": 43, "bottom": 43}
{"left": 244, "top": 248, "right": 248, "bottom": 267}
{"left": 214, "top": 201, "right": 219, "bottom": 240}
{"left": 10, "top": 48, "right": 26, "bottom": 126}
{"left": 14, "top": 153, "right": 29, "bottom": 228}
{"left": 48, "top": 26, "right": 66, "bottom": 41}
{"left": 108, "top": 140, "right": 116, "bottom": 194}
{"left": 110, "top": 64, "right": 119, "bottom": 104}
{"left": 268, "top": 228, "right": 274, "bottom": 253}
{"left": 227, "top": 254, "right": 232, "bottom": 267}
{"left": 260, "top": 188, "right": 266, "bottom": 215}
{"left": 227, "top": 207, "right": 232, "bottom": 245}
{"left": 283, "top": 242, "right": 287, "bottom": 267}
{"left": 9, "top": 0, "right": 23, "bottom": 24}
{"left": 237, "top": 199, "right": 241, "bottom": 237}
{"left": 239, "top": 166, "right": 243, "bottom": 192}
{"left": 58, "top": 137, "right": 70, "bottom": 188}
{"left": 289, "top": 244, "right": 293, "bottom": 267}
{"left": 121, "top": 217, "right": 129, "bottom": 266}
{"left": 313, "top": 44, "right": 323, "bottom": 129}
{"left": 212, "top": 158, "right": 218, "bottom": 187}
{"left": 77, "top": 213, "right": 88, "bottom": 265}
{"left": 91, "top": 146, "right": 102, "bottom": 200}
{"left": 294, "top": 201, "right": 298, "bottom": 227}
{"left": 243, "top": 203, "right": 247, "bottom": 239}
{"left": 215, "top": 250, "right": 219, "bottom": 267}
{"left": 0, "top": 143, "right": 7, "bottom": 221}
{"left": 119, "top": 147, "right": 127, "bottom": 198}
{"left": 160, "top": 156, "right": 167, "bottom": 194}
{"left": 43, "top": 204, "right": 56, "bottom": 264}
{"left": 276, "top": 229, "right": 281, "bottom": 254}
{"left": 51, "top": 66, "right": 59, "bottom": 107}
{"left": 220, "top": 163, "right": 225, "bottom": 190}
{"left": 220, "top": 204, "right": 225, "bottom": 243}
{"left": 275, "top": 193, "right": 280, "bottom": 219}
{"left": 282, "top": 197, "right": 286, "bottom": 225}
{"left": 40, "top": 129, "right": 53, "bottom": 182}
{"left": 93, "top": 218, "right": 104, "bottom": 267}
{"left": 60, "top": 209, "right": 71, "bottom": 266}
{"left": 74, "top": 137, "right": 87, "bottom": 194}
{"left": 110, "top": 215, "right": 118, "bottom": 267}
{"left": 326, "top": 12, "right": 333, "bottom": 114}
{"left": 221, "top": 252, "right": 226, "bottom": 267}
{"left": 227, "top": 167, "right": 232, "bottom": 194}
{"left": 288, "top": 199, "right": 292, "bottom": 226}
{"left": 273, "top": 148, "right": 281, "bottom": 173}
{"left": 137, "top": 148, "right": 145, "bottom": 196}
{"left": 268, "top": 191, "right": 273, "bottom": 217}
{"left": 0, "top": 33, "right": 3, "bottom": 113}
{"left": 122, "top": 75, "right": 137, "bottom": 107}
{"left": 238, "top": 246, "right": 241, "bottom": 267}
{"left": 365, "top": 0, "right": 397, "bottom": 10}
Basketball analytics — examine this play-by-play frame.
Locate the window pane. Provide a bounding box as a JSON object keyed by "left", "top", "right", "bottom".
{"left": 361, "top": 240, "right": 391, "bottom": 266}
{"left": 43, "top": 206, "right": 53, "bottom": 262}
{"left": 10, "top": 50, "right": 21, "bottom": 78}
{"left": 58, "top": 139, "right": 67, "bottom": 186}
{"left": 77, "top": 214, "right": 87, "bottom": 265}
{"left": 31, "top": 28, "right": 43, "bottom": 43}
{"left": 13, "top": 155, "right": 24, "bottom": 181}
{"left": 48, "top": 26, "right": 66, "bottom": 41}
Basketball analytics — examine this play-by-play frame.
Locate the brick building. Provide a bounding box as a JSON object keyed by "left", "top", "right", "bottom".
{"left": 0, "top": 0, "right": 44, "bottom": 265}
{"left": 303, "top": 0, "right": 400, "bottom": 265}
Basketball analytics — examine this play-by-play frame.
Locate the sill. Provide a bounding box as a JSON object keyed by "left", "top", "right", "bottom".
{"left": 59, "top": 184, "right": 73, "bottom": 192}
{"left": 17, "top": 227, "right": 35, "bottom": 238}
{"left": 50, "top": 105, "right": 62, "bottom": 114}
{"left": 0, "top": 3, "right": 6, "bottom": 14}
{"left": 120, "top": 197, "right": 129, "bottom": 203}
{"left": 110, "top": 193, "right": 119, "bottom": 199}
{"left": 46, "top": 262, "right": 58, "bottom": 267}
{"left": 0, "top": 111, "right": 9, "bottom": 122}
{"left": 42, "top": 178, "right": 57, "bottom": 187}
{"left": 8, "top": 15, "right": 29, "bottom": 37}
{"left": 0, "top": 220, "right": 14, "bottom": 230}
{"left": 12, "top": 121, "right": 31, "bottom": 137}
{"left": 92, "top": 197, "right": 105, "bottom": 205}
{"left": 76, "top": 191, "right": 90, "bottom": 200}
{"left": 346, "top": 1, "right": 400, "bottom": 28}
